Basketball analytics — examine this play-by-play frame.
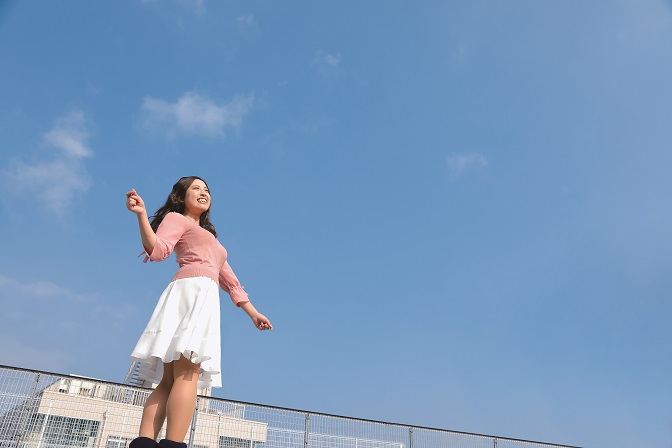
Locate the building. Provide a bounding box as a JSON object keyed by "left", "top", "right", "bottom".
{"left": 0, "top": 372, "right": 266, "bottom": 448}
{"left": 0, "top": 364, "right": 578, "bottom": 448}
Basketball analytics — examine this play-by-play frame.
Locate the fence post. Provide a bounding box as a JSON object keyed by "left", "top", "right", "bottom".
{"left": 15, "top": 372, "right": 41, "bottom": 448}
{"left": 187, "top": 396, "right": 201, "bottom": 448}
{"left": 493, "top": 437, "right": 498, "bottom": 448}
{"left": 121, "top": 410, "right": 128, "bottom": 440}
{"left": 409, "top": 427, "right": 414, "bottom": 448}
{"left": 97, "top": 410, "right": 108, "bottom": 448}
{"left": 36, "top": 398, "right": 53, "bottom": 448}
{"left": 303, "top": 413, "right": 310, "bottom": 448}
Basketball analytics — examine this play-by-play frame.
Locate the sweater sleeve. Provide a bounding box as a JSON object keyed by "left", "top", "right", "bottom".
{"left": 147, "top": 212, "right": 188, "bottom": 262}
{"left": 218, "top": 260, "right": 250, "bottom": 306}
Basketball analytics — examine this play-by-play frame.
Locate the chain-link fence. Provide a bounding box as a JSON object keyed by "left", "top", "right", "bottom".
{"left": 0, "top": 365, "right": 579, "bottom": 448}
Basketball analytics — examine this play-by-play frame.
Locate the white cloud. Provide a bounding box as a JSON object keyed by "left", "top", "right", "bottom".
{"left": 0, "top": 274, "right": 91, "bottom": 303}
{"left": 447, "top": 153, "right": 488, "bottom": 174}
{"left": 236, "top": 14, "right": 258, "bottom": 34}
{"left": 2, "top": 110, "right": 93, "bottom": 215}
{"left": 236, "top": 14, "right": 254, "bottom": 26}
{"left": 43, "top": 112, "right": 93, "bottom": 158}
{"left": 0, "top": 273, "right": 113, "bottom": 372}
{"left": 141, "top": 0, "right": 205, "bottom": 13}
{"left": 455, "top": 42, "right": 468, "bottom": 64}
{"left": 0, "top": 337, "right": 67, "bottom": 372}
{"left": 314, "top": 50, "right": 342, "bottom": 69}
{"left": 142, "top": 91, "right": 254, "bottom": 138}
{"left": 180, "top": 0, "right": 205, "bottom": 13}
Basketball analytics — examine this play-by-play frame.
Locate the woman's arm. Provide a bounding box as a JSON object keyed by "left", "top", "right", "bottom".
{"left": 218, "top": 260, "right": 272, "bottom": 331}
{"left": 240, "top": 302, "right": 273, "bottom": 331}
{"left": 126, "top": 188, "right": 156, "bottom": 254}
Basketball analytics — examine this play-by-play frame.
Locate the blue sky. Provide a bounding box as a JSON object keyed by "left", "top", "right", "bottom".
{"left": 1, "top": 1, "right": 671, "bottom": 447}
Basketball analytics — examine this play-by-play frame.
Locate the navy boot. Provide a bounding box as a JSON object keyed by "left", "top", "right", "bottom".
{"left": 129, "top": 437, "right": 158, "bottom": 448}
{"left": 158, "top": 439, "right": 187, "bottom": 448}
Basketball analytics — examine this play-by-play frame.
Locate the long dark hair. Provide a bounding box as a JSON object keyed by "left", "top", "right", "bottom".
{"left": 150, "top": 176, "right": 217, "bottom": 237}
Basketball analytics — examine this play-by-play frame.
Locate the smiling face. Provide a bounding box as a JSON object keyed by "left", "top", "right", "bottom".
{"left": 183, "top": 178, "right": 211, "bottom": 221}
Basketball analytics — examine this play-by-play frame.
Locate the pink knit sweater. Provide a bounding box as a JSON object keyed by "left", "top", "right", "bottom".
{"left": 144, "top": 212, "right": 249, "bottom": 306}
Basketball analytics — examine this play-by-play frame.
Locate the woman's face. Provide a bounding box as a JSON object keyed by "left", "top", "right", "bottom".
{"left": 183, "top": 178, "right": 211, "bottom": 218}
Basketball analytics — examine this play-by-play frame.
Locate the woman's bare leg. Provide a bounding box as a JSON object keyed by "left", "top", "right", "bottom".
{"left": 138, "top": 362, "right": 175, "bottom": 439}
{"left": 165, "top": 355, "right": 201, "bottom": 442}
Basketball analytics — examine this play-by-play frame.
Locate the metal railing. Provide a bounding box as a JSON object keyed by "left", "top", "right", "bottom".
{"left": 0, "top": 365, "right": 579, "bottom": 448}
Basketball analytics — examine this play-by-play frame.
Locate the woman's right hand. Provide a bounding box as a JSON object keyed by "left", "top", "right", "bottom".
{"left": 126, "top": 189, "right": 146, "bottom": 216}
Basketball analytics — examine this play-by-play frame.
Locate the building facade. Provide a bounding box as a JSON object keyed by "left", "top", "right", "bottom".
{"left": 0, "top": 365, "right": 579, "bottom": 448}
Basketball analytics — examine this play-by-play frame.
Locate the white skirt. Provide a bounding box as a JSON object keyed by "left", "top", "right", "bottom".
{"left": 130, "top": 277, "right": 222, "bottom": 389}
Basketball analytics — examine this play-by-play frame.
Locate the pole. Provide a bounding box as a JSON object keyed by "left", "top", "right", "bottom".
{"left": 36, "top": 399, "right": 53, "bottom": 448}
{"left": 188, "top": 397, "right": 200, "bottom": 448}
{"left": 303, "top": 413, "right": 310, "bottom": 448}
{"left": 16, "top": 373, "right": 41, "bottom": 448}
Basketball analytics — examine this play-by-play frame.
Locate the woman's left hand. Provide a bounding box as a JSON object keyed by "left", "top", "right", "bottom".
{"left": 253, "top": 314, "right": 273, "bottom": 331}
{"left": 240, "top": 302, "right": 273, "bottom": 331}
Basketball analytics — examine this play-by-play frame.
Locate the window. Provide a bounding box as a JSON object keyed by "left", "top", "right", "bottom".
{"left": 219, "top": 436, "right": 260, "bottom": 448}
{"left": 78, "top": 381, "right": 96, "bottom": 397}
{"left": 32, "top": 414, "right": 100, "bottom": 448}
{"left": 106, "top": 436, "right": 132, "bottom": 448}
{"left": 58, "top": 379, "right": 71, "bottom": 393}
{"left": 57, "top": 379, "right": 97, "bottom": 397}
{"left": 103, "top": 385, "right": 125, "bottom": 403}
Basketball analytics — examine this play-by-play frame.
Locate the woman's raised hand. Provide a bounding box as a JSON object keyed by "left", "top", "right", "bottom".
{"left": 126, "top": 189, "right": 147, "bottom": 216}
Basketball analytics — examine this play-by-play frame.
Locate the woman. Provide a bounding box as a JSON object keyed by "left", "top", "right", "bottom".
{"left": 125, "top": 176, "right": 272, "bottom": 448}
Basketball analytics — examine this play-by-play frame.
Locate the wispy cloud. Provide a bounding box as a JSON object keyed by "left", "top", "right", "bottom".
{"left": 141, "top": 91, "right": 254, "bottom": 138}
{"left": 454, "top": 42, "right": 468, "bottom": 65}
{"left": 0, "top": 274, "right": 92, "bottom": 303}
{"left": 43, "top": 115, "right": 93, "bottom": 158}
{"left": 314, "top": 50, "right": 342, "bottom": 70}
{"left": 2, "top": 111, "right": 93, "bottom": 215}
{"left": 236, "top": 14, "right": 259, "bottom": 35}
{"left": 446, "top": 153, "right": 488, "bottom": 175}
{"left": 0, "top": 337, "right": 67, "bottom": 372}
{"left": 0, "top": 273, "right": 121, "bottom": 373}
{"left": 141, "top": 0, "right": 205, "bottom": 14}
{"left": 180, "top": 0, "right": 205, "bottom": 14}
